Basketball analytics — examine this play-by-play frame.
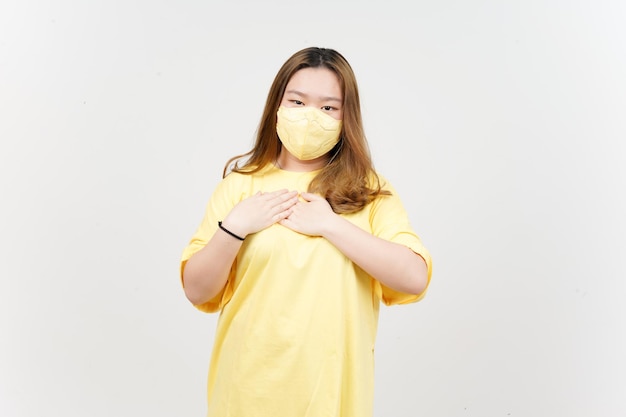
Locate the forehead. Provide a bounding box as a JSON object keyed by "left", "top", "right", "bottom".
{"left": 285, "top": 67, "right": 343, "bottom": 101}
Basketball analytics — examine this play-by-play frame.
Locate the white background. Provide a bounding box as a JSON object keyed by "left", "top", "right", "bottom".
{"left": 1, "top": 1, "right": 625, "bottom": 416}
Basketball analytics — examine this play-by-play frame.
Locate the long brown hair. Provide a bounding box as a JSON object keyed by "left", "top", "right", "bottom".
{"left": 223, "top": 47, "right": 389, "bottom": 214}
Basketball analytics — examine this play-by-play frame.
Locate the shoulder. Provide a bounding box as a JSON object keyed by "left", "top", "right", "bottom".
{"left": 369, "top": 170, "right": 397, "bottom": 194}
{"left": 213, "top": 164, "right": 273, "bottom": 198}
{"left": 222, "top": 170, "right": 251, "bottom": 185}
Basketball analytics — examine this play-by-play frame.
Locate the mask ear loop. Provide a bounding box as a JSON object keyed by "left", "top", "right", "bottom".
{"left": 326, "top": 137, "right": 344, "bottom": 166}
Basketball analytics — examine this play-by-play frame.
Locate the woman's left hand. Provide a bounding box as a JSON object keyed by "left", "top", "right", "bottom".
{"left": 279, "top": 192, "right": 336, "bottom": 236}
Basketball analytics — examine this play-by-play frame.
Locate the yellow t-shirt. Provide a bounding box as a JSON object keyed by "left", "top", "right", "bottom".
{"left": 180, "top": 164, "right": 432, "bottom": 417}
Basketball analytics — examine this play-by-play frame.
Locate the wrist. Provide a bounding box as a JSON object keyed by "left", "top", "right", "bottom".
{"left": 218, "top": 221, "right": 246, "bottom": 241}
{"left": 320, "top": 212, "right": 344, "bottom": 240}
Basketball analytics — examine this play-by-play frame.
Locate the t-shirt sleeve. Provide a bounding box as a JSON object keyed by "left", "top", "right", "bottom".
{"left": 369, "top": 176, "right": 433, "bottom": 306}
{"left": 179, "top": 175, "right": 242, "bottom": 313}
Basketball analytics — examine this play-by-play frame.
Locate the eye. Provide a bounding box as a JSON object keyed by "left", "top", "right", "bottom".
{"left": 290, "top": 100, "right": 304, "bottom": 106}
{"left": 321, "top": 106, "right": 334, "bottom": 111}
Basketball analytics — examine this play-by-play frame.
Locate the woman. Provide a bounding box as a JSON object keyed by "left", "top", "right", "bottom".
{"left": 180, "top": 46, "right": 432, "bottom": 417}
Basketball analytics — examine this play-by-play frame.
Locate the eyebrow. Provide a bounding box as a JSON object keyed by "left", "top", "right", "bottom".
{"left": 285, "top": 89, "right": 342, "bottom": 103}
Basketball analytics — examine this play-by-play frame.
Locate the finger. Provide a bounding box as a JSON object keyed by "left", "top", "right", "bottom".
{"left": 267, "top": 190, "right": 298, "bottom": 205}
{"left": 271, "top": 206, "right": 294, "bottom": 222}
{"left": 300, "top": 192, "right": 323, "bottom": 202}
{"left": 259, "top": 189, "right": 293, "bottom": 201}
{"left": 269, "top": 196, "right": 298, "bottom": 218}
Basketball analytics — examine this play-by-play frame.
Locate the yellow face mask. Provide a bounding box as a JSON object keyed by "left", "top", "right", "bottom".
{"left": 276, "top": 106, "right": 342, "bottom": 160}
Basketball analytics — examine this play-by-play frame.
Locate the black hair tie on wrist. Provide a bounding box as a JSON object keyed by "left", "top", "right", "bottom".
{"left": 218, "top": 221, "right": 245, "bottom": 241}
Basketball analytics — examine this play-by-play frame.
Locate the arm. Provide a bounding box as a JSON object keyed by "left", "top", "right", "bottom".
{"left": 279, "top": 192, "right": 428, "bottom": 295}
{"left": 322, "top": 215, "right": 428, "bottom": 295}
{"left": 182, "top": 226, "right": 244, "bottom": 306}
{"left": 182, "top": 189, "right": 299, "bottom": 305}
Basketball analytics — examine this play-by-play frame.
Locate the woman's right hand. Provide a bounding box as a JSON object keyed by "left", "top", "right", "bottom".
{"left": 220, "top": 189, "right": 299, "bottom": 238}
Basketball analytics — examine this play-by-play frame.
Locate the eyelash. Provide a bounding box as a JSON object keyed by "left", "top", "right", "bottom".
{"left": 291, "top": 100, "right": 336, "bottom": 111}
